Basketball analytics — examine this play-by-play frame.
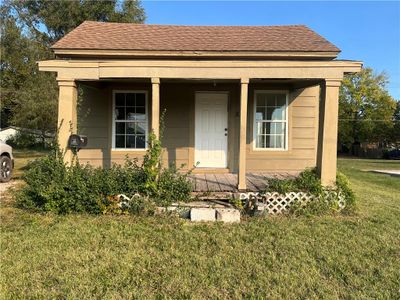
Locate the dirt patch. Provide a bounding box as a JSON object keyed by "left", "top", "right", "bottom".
{"left": 0, "top": 180, "right": 21, "bottom": 193}
{"left": 0, "top": 180, "right": 23, "bottom": 206}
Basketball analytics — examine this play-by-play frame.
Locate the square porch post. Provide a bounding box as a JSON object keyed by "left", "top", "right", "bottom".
{"left": 57, "top": 79, "right": 77, "bottom": 164}
{"left": 317, "top": 79, "right": 342, "bottom": 186}
{"left": 151, "top": 77, "right": 160, "bottom": 138}
{"left": 238, "top": 78, "right": 249, "bottom": 190}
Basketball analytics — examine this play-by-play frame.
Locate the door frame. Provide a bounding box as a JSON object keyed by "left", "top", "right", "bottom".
{"left": 194, "top": 91, "right": 229, "bottom": 169}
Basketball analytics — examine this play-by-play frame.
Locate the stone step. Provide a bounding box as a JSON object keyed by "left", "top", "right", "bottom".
{"left": 190, "top": 207, "right": 240, "bottom": 223}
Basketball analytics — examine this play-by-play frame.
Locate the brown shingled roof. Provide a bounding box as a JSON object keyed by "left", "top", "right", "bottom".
{"left": 52, "top": 21, "right": 340, "bottom": 53}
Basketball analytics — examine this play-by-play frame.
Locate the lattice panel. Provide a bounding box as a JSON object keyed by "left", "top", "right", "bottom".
{"left": 239, "top": 190, "right": 346, "bottom": 215}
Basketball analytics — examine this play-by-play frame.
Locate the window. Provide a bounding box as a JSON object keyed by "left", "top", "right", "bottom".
{"left": 254, "top": 91, "right": 288, "bottom": 150}
{"left": 113, "top": 91, "right": 148, "bottom": 149}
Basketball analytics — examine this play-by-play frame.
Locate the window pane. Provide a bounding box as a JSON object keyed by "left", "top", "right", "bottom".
{"left": 265, "top": 135, "right": 271, "bottom": 148}
{"left": 275, "top": 123, "right": 285, "bottom": 135}
{"left": 126, "top": 122, "right": 135, "bottom": 134}
{"left": 126, "top": 107, "right": 135, "bottom": 120}
{"left": 136, "top": 135, "right": 146, "bottom": 148}
{"left": 256, "top": 122, "right": 263, "bottom": 135}
{"left": 136, "top": 122, "right": 146, "bottom": 135}
{"left": 266, "top": 94, "right": 275, "bottom": 107}
{"left": 115, "top": 93, "right": 125, "bottom": 106}
{"left": 116, "top": 122, "right": 125, "bottom": 134}
{"left": 116, "top": 135, "right": 125, "bottom": 148}
{"left": 136, "top": 93, "right": 145, "bottom": 106}
{"left": 126, "top": 93, "right": 135, "bottom": 106}
{"left": 136, "top": 106, "right": 146, "bottom": 120}
{"left": 256, "top": 94, "right": 267, "bottom": 106}
{"left": 115, "top": 107, "right": 125, "bottom": 120}
{"left": 275, "top": 135, "right": 284, "bottom": 148}
{"left": 257, "top": 135, "right": 265, "bottom": 148}
{"left": 266, "top": 108, "right": 274, "bottom": 120}
{"left": 255, "top": 107, "right": 265, "bottom": 120}
{"left": 258, "top": 122, "right": 271, "bottom": 134}
{"left": 265, "top": 135, "right": 285, "bottom": 148}
{"left": 126, "top": 135, "right": 135, "bottom": 148}
{"left": 270, "top": 107, "right": 284, "bottom": 121}
{"left": 276, "top": 94, "right": 286, "bottom": 107}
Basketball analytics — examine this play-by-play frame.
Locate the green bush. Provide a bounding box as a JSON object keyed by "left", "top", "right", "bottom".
{"left": 265, "top": 168, "right": 356, "bottom": 215}
{"left": 267, "top": 169, "right": 323, "bottom": 196}
{"left": 16, "top": 132, "right": 194, "bottom": 214}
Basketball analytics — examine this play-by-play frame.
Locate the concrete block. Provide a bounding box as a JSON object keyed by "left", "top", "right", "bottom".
{"left": 190, "top": 208, "right": 216, "bottom": 222}
{"left": 215, "top": 208, "right": 241, "bottom": 223}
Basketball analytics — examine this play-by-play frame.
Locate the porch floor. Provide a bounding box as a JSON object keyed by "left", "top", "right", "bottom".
{"left": 189, "top": 172, "right": 300, "bottom": 192}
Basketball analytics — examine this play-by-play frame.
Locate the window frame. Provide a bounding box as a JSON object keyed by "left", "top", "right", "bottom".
{"left": 253, "top": 90, "right": 289, "bottom": 151}
{"left": 112, "top": 90, "right": 149, "bottom": 151}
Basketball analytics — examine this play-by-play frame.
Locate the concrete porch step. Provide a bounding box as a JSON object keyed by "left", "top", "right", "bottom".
{"left": 190, "top": 207, "right": 241, "bottom": 223}
{"left": 157, "top": 201, "right": 241, "bottom": 223}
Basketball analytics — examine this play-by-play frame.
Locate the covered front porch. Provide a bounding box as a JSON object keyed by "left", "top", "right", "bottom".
{"left": 39, "top": 59, "right": 362, "bottom": 190}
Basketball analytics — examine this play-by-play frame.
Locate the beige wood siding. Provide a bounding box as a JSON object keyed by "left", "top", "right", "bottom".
{"left": 245, "top": 85, "right": 320, "bottom": 171}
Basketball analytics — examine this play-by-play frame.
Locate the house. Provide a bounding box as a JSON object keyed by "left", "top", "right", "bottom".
{"left": 0, "top": 126, "right": 53, "bottom": 143}
{"left": 0, "top": 127, "right": 20, "bottom": 142}
{"left": 38, "top": 21, "right": 362, "bottom": 190}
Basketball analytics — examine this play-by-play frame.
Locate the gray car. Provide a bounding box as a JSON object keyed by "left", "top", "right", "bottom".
{"left": 0, "top": 141, "right": 14, "bottom": 182}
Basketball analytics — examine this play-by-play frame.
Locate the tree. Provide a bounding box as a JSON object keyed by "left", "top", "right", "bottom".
{"left": 4, "top": 0, "right": 145, "bottom": 45}
{"left": 0, "top": 0, "right": 145, "bottom": 140}
{"left": 338, "top": 67, "right": 397, "bottom": 152}
{"left": 390, "top": 100, "right": 400, "bottom": 144}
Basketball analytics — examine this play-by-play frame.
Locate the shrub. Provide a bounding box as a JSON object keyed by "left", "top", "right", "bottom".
{"left": 336, "top": 171, "right": 356, "bottom": 212}
{"left": 16, "top": 130, "right": 194, "bottom": 214}
{"left": 267, "top": 169, "right": 323, "bottom": 196}
{"left": 265, "top": 168, "right": 356, "bottom": 215}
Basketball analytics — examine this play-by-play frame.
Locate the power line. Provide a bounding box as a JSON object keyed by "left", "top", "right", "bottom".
{"left": 339, "top": 119, "right": 400, "bottom": 123}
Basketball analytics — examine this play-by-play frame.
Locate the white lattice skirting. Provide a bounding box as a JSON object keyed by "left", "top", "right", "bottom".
{"left": 239, "top": 190, "right": 346, "bottom": 214}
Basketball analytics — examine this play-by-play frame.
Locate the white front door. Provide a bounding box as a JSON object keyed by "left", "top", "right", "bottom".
{"left": 195, "top": 92, "right": 228, "bottom": 168}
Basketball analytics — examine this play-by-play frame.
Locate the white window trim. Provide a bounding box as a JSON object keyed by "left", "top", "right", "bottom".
{"left": 112, "top": 90, "right": 149, "bottom": 151}
{"left": 253, "top": 90, "right": 289, "bottom": 151}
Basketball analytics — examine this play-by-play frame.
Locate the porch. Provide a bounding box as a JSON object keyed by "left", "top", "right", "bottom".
{"left": 39, "top": 59, "right": 362, "bottom": 189}
{"left": 190, "top": 171, "right": 300, "bottom": 192}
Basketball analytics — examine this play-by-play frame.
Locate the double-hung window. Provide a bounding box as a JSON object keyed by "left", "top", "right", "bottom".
{"left": 254, "top": 91, "right": 288, "bottom": 150}
{"left": 113, "top": 91, "right": 148, "bottom": 149}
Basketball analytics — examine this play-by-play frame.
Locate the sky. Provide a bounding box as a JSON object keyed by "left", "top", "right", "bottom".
{"left": 142, "top": 1, "right": 400, "bottom": 99}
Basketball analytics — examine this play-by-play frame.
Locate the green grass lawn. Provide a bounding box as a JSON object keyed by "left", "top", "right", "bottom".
{"left": 1, "top": 156, "right": 399, "bottom": 298}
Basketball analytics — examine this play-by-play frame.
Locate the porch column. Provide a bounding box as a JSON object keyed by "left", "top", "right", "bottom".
{"left": 238, "top": 78, "right": 249, "bottom": 190}
{"left": 57, "top": 79, "right": 78, "bottom": 164}
{"left": 151, "top": 77, "right": 160, "bottom": 138}
{"left": 317, "top": 79, "right": 341, "bottom": 186}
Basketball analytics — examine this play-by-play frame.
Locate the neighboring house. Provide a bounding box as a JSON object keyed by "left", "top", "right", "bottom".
{"left": 0, "top": 126, "right": 54, "bottom": 143}
{"left": 38, "top": 21, "right": 362, "bottom": 190}
{"left": 0, "top": 127, "right": 20, "bottom": 142}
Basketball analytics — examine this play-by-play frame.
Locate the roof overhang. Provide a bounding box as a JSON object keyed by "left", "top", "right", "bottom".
{"left": 38, "top": 59, "right": 362, "bottom": 82}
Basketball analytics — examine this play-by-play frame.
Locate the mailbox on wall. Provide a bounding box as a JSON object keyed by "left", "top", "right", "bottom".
{"left": 68, "top": 134, "right": 88, "bottom": 151}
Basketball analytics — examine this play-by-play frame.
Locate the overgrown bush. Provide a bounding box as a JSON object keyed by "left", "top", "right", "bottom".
{"left": 265, "top": 168, "right": 356, "bottom": 215}
{"left": 16, "top": 130, "right": 194, "bottom": 215}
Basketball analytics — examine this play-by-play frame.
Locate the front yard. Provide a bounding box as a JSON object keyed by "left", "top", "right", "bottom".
{"left": 1, "top": 156, "right": 399, "bottom": 298}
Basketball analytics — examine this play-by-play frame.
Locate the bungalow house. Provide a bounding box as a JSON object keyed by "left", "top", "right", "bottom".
{"left": 38, "top": 21, "right": 362, "bottom": 190}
